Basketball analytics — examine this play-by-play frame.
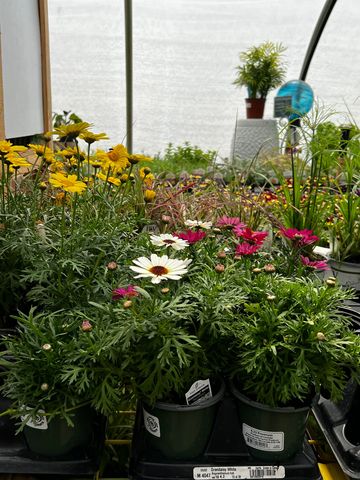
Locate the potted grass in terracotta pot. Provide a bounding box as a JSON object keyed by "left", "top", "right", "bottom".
{"left": 233, "top": 41, "right": 287, "bottom": 119}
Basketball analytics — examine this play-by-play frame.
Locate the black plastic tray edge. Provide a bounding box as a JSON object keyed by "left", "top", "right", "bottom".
{"left": 312, "top": 405, "right": 360, "bottom": 479}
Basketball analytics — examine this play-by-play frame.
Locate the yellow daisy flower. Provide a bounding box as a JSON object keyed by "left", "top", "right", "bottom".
{"left": 53, "top": 122, "right": 92, "bottom": 141}
{"left": 0, "top": 140, "right": 27, "bottom": 156}
{"left": 49, "top": 161, "right": 66, "bottom": 173}
{"left": 7, "top": 156, "right": 31, "bottom": 169}
{"left": 106, "top": 144, "right": 130, "bottom": 172}
{"left": 28, "top": 144, "right": 49, "bottom": 157}
{"left": 79, "top": 131, "right": 109, "bottom": 144}
{"left": 97, "top": 172, "right": 121, "bottom": 186}
{"left": 144, "top": 189, "right": 156, "bottom": 202}
{"left": 129, "top": 153, "right": 152, "bottom": 165}
{"left": 56, "top": 148, "right": 78, "bottom": 159}
{"left": 49, "top": 172, "right": 87, "bottom": 194}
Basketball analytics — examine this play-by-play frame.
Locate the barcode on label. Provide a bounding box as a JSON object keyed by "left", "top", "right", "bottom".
{"left": 249, "top": 468, "right": 278, "bottom": 478}
{"left": 193, "top": 466, "right": 285, "bottom": 479}
{"left": 247, "top": 438, "right": 268, "bottom": 448}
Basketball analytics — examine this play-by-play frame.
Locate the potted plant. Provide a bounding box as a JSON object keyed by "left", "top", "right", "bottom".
{"left": 0, "top": 307, "right": 125, "bottom": 458}
{"left": 233, "top": 41, "right": 287, "bottom": 119}
{"left": 93, "top": 218, "right": 273, "bottom": 459}
{"left": 226, "top": 273, "right": 360, "bottom": 461}
{"left": 326, "top": 131, "right": 360, "bottom": 289}
{"left": 93, "top": 215, "right": 324, "bottom": 460}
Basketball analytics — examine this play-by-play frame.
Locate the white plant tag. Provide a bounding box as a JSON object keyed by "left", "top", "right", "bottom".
{"left": 185, "top": 379, "right": 212, "bottom": 406}
{"left": 143, "top": 408, "right": 160, "bottom": 437}
{"left": 20, "top": 407, "right": 48, "bottom": 430}
{"left": 242, "top": 423, "right": 284, "bottom": 451}
{"left": 193, "top": 465, "right": 285, "bottom": 479}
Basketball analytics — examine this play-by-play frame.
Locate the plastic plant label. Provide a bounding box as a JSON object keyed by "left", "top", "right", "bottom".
{"left": 185, "top": 378, "right": 212, "bottom": 405}
{"left": 143, "top": 408, "right": 160, "bottom": 438}
{"left": 20, "top": 407, "right": 48, "bottom": 430}
{"left": 242, "top": 423, "right": 284, "bottom": 451}
{"left": 193, "top": 466, "right": 285, "bottom": 479}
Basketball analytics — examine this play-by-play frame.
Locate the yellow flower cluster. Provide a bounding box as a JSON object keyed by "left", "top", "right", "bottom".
{"left": 0, "top": 125, "right": 157, "bottom": 204}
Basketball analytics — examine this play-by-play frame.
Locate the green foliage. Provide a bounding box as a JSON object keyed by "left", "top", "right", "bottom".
{"left": 227, "top": 275, "right": 360, "bottom": 407}
{"left": 0, "top": 308, "right": 126, "bottom": 423}
{"left": 150, "top": 142, "right": 217, "bottom": 175}
{"left": 233, "top": 41, "right": 287, "bottom": 99}
{"left": 52, "top": 110, "right": 83, "bottom": 129}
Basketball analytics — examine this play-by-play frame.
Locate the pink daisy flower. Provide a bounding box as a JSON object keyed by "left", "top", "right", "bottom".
{"left": 112, "top": 285, "right": 139, "bottom": 300}
{"left": 216, "top": 216, "right": 245, "bottom": 229}
{"left": 300, "top": 255, "right": 330, "bottom": 271}
{"left": 280, "top": 227, "right": 319, "bottom": 246}
{"left": 235, "top": 227, "right": 268, "bottom": 245}
{"left": 175, "top": 230, "right": 206, "bottom": 244}
{"left": 235, "top": 243, "right": 261, "bottom": 256}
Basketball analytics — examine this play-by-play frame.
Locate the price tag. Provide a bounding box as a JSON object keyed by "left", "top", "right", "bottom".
{"left": 243, "top": 423, "right": 284, "bottom": 452}
{"left": 143, "top": 408, "right": 160, "bottom": 437}
{"left": 185, "top": 379, "right": 212, "bottom": 405}
{"left": 193, "top": 466, "right": 285, "bottom": 479}
{"left": 20, "top": 407, "right": 48, "bottom": 430}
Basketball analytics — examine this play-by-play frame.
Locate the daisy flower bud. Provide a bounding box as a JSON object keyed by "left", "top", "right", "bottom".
{"left": 264, "top": 264, "right": 276, "bottom": 273}
{"left": 252, "top": 267, "right": 262, "bottom": 273}
{"left": 81, "top": 320, "right": 92, "bottom": 332}
{"left": 326, "top": 279, "right": 336, "bottom": 287}
{"left": 316, "top": 332, "right": 326, "bottom": 341}
{"left": 215, "top": 264, "right": 225, "bottom": 273}
{"left": 41, "top": 383, "right": 49, "bottom": 391}
{"left": 217, "top": 251, "right": 226, "bottom": 259}
{"left": 123, "top": 300, "right": 133, "bottom": 308}
{"left": 107, "top": 261, "right": 118, "bottom": 271}
{"left": 267, "top": 294, "right": 276, "bottom": 301}
{"left": 161, "top": 215, "right": 171, "bottom": 223}
{"left": 42, "top": 343, "right": 52, "bottom": 351}
{"left": 161, "top": 287, "right": 170, "bottom": 294}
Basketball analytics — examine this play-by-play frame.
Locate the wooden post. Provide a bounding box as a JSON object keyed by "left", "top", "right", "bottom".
{"left": 38, "top": 0, "right": 52, "bottom": 133}
{"left": 0, "top": 33, "right": 5, "bottom": 140}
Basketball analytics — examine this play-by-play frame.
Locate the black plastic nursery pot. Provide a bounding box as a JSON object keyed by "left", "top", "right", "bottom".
{"left": 23, "top": 406, "right": 95, "bottom": 458}
{"left": 329, "top": 258, "right": 360, "bottom": 291}
{"left": 142, "top": 380, "right": 225, "bottom": 460}
{"left": 230, "top": 381, "right": 311, "bottom": 462}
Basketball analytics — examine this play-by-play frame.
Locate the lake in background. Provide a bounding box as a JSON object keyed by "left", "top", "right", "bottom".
{"left": 48, "top": 0, "right": 360, "bottom": 158}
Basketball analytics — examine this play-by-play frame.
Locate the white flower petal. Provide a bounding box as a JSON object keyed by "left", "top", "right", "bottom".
{"left": 130, "top": 266, "right": 150, "bottom": 274}
{"left": 151, "top": 276, "right": 163, "bottom": 284}
{"left": 132, "top": 257, "right": 152, "bottom": 268}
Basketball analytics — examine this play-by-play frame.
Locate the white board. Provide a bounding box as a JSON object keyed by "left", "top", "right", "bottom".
{"left": 0, "top": 0, "right": 44, "bottom": 138}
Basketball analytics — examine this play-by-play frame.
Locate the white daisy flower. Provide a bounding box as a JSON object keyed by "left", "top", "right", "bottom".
{"left": 150, "top": 233, "right": 189, "bottom": 251}
{"left": 184, "top": 220, "right": 212, "bottom": 229}
{"left": 130, "top": 254, "right": 192, "bottom": 284}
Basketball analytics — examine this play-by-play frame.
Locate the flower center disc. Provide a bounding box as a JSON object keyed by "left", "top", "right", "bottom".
{"left": 150, "top": 265, "right": 169, "bottom": 276}
{"left": 163, "top": 239, "right": 175, "bottom": 244}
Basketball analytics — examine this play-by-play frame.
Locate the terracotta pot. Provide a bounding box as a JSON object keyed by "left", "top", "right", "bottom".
{"left": 245, "top": 98, "right": 266, "bottom": 119}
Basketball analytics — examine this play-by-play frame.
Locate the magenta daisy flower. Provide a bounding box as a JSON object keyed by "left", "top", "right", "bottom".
{"left": 280, "top": 227, "right": 318, "bottom": 246}
{"left": 216, "top": 216, "right": 245, "bottom": 229}
{"left": 175, "top": 230, "right": 206, "bottom": 244}
{"left": 112, "top": 285, "right": 139, "bottom": 300}
{"left": 235, "top": 243, "right": 261, "bottom": 256}
{"left": 235, "top": 227, "right": 268, "bottom": 245}
{"left": 300, "top": 255, "right": 330, "bottom": 271}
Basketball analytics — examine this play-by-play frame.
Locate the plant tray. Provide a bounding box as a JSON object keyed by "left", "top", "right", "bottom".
{"left": 130, "top": 395, "right": 321, "bottom": 480}
{"left": 0, "top": 396, "right": 103, "bottom": 475}
{"left": 312, "top": 304, "right": 360, "bottom": 480}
